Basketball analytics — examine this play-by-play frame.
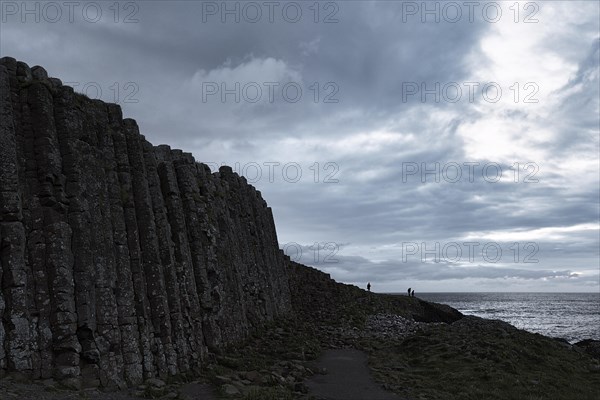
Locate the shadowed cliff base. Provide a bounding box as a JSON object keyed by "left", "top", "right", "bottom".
{"left": 0, "top": 58, "right": 599, "bottom": 400}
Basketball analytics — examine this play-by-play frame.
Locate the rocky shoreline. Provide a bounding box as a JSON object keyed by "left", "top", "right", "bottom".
{"left": 1, "top": 293, "right": 599, "bottom": 399}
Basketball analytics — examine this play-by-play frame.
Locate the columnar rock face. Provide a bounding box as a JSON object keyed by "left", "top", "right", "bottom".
{"left": 0, "top": 57, "right": 291, "bottom": 389}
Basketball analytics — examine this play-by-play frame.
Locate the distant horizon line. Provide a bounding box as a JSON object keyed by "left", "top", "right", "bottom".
{"left": 380, "top": 291, "right": 600, "bottom": 294}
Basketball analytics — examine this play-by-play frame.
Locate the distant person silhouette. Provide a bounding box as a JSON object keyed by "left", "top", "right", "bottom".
{"left": 407, "top": 287, "right": 411, "bottom": 296}
{"left": 367, "top": 282, "right": 371, "bottom": 292}
{"left": 411, "top": 289, "right": 415, "bottom": 297}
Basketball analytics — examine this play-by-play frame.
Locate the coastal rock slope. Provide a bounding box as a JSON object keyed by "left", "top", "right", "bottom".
{"left": 0, "top": 57, "right": 292, "bottom": 389}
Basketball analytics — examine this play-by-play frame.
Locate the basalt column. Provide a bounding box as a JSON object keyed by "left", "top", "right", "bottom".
{"left": 0, "top": 57, "right": 292, "bottom": 388}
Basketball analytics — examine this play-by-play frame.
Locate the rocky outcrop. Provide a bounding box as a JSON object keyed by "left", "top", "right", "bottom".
{"left": 287, "top": 262, "right": 367, "bottom": 320}
{"left": 287, "top": 262, "right": 463, "bottom": 325}
{"left": 575, "top": 339, "right": 600, "bottom": 359}
{"left": 0, "top": 57, "right": 291, "bottom": 389}
{"left": 411, "top": 299, "right": 463, "bottom": 324}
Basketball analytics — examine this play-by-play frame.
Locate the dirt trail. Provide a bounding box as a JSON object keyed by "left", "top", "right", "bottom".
{"left": 305, "top": 349, "right": 404, "bottom": 400}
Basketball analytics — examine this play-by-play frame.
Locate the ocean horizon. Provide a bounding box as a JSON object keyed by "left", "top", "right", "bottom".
{"left": 388, "top": 292, "right": 600, "bottom": 343}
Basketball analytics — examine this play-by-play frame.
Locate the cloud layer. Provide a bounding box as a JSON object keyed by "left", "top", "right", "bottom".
{"left": 2, "top": 0, "right": 598, "bottom": 291}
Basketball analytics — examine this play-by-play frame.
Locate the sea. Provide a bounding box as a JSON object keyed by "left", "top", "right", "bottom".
{"left": 413, "top": 292, "right": 600, "bottom": 344}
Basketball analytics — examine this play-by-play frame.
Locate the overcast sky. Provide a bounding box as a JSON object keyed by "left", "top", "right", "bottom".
{"left": 1, "top": 0, "right": 598, "bottom": 292}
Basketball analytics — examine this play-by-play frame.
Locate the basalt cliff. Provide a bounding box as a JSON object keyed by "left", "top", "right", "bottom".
{"left": 0, "top": 57, "right": 294, "bottom": 389}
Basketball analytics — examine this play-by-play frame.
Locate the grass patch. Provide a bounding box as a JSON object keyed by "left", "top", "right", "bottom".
{"left": 366, "top": 318, "right": 600, "bottom": 400}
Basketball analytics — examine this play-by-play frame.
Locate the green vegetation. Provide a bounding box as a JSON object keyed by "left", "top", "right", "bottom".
{"left": 366, "top": 319, "right": 600, "bottom": 400}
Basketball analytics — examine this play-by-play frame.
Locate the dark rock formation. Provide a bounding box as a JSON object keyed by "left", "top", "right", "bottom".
{"left": 575, "top": 339, "right": 600, "bottom": 359}
{"left": 287, "top": 262, "right": 463, "bottom": 324}
{"left": 411, "top": 299, "right": 463, "bottom": 324}
{"left": 288, "top": 262, "right": 367, "bottom": 319}
{"left": 0, "top": 57, "right": 291, "bottom": 389}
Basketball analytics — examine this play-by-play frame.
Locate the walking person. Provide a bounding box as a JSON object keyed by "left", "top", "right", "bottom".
{"left": 411, "top": 289, "right": 415, "bottom": 297}
{"left": 367, "top": 282, "right": 371, "bottom": 292}
{"left": 407, "top": 287, "right": 411, "bottom": 296}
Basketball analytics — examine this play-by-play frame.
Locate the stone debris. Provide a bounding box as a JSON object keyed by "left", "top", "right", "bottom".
{"left": 365, "top": 314, "right": 420, "bottom": 338}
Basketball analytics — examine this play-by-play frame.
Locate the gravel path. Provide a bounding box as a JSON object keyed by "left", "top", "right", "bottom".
{"left": 305, "top": 349, "right": 403, "bottom": 400}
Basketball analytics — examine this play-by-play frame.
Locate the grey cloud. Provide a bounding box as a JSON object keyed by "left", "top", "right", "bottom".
{"left": 1, "top": 1, "right": 598, "bottom": 291}
{"left": 291, "top": 252, "right": 588, "bottom": 284}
